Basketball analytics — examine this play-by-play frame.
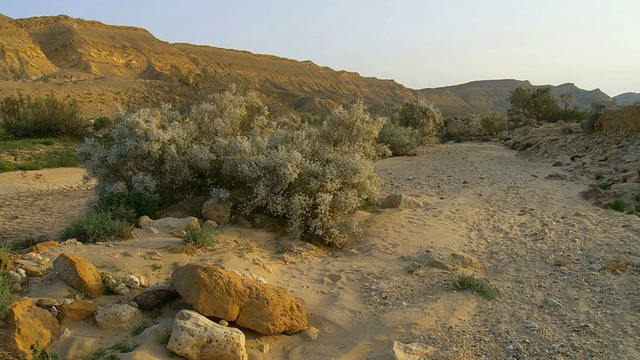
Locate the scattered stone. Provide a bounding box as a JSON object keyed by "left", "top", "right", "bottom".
{"left": 140, "top": 226, "right": 161, "bottom": 235}
{"left": 234, "top": 215, "right": 253, "bottom": 228}
{"left": 132, "top": 287, "right": 179, "bottom": 311}
{"left": 368, "top": 341, "right": 435, "bottom": 360}
{"left": 204, "top": 220, "right": 219, "bottom": 229}
{"left": 543, "top": 298, "right": 562, "bottom": 307}
{"left": 36, "top": 298, "right": 63, "bottom": 308}
{"left": 57, "top": 299, "right": 98, "bottom": 324}
{"left": 552, "top": 161, "right": 563, "bottom": 167}
{"left": 301, "top": 326, "right": 320, "bottom": 341}
{"left": 95, "top": 304, "right": 142, "bottom": 330}
{"left": 382, "top": 194, "right": 424, "bottom": 209}
{"left": 53, "top": 253, "right": 105, "bottom": 298}
{"left": 167, "top": 309, "right": 248, "bottom": 360}
{"left": 55, "top": 336, "right": 101, "bottom": 360}
{"left": 553, "top": 259, "right": 568, "bottom": 266}
{"left": 219, "top": 319, "right": 229, "bottom": 327}
{"left": 121, "top": 274, "right": 141, "bottom": 289}
{"left": 26, "top": 240, "right": 59, "bottom": 254}
{"left": 201, "top": 200, "right": 231, "bottom": 224}
{"left": 2, "top": 298, "right": 61, "bottom": 358}
{"left": 140, "top": 324, "right": 170, "bottom": 341}
{"left": 9, "top": 270, "right": 21, "bottom": 283}
{"left": 603, "top": 255, "right": 628, "bottom": 271}
{"left": 257, "top": 343, "right": 270, "bottom": 354}
{"left": 138, "top": 216, "right": 199, "bottom": 236}
{"left": 111, "top": 282, "right": 130, "bottom": 295}
{"left": 172, "top": 263, "right": 308, "bottom": 335}
{"left": 59, "top": 328, "right": 71, "bottom": 342}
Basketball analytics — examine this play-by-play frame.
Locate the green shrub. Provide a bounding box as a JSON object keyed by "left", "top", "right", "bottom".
{"left": 93, "top": 191, "right": 158, "bottom": 223}
{"left": 62, "top": 211, "right": 131, "bottom": 243}
{"left": 182, "top": 224, "right": 218, "bottom": 248}
{"left": 0, "top": 271, "right": 12, "bottom": 326}
{"left": 18, "top": 343, "right": 58, "bottom": 360}
{"left": 0, "top": 130, "right": 14, "bottom": 141}
{"left": 76, "top": 90, "right": 383, "bottom": 247}
{"left": 93, "top": 116, "right": 114, "bottom": 132}
{"left": 377, "top": 123, "right": 420, "bottom": 156}
{"left": 480, "top": 115, "right": 508, "bottom": 135}
{"left": 394, "top": 101, "right": 443, "bottom": 137}
{"left": 449, "top": 273, "right": 498, "bottom": 299}
{"left": 440, "top": 115, "right": 482, "bottom": 141}
{"left": 610, "top": 197, "right": 627, "bottom": 212}
{"left": 0, "top": 94, "right": 87, "bottom": 139}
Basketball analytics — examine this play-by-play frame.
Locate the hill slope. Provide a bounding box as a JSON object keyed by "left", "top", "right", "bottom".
{"left": 0, "top": 14, "right": 620, "bottom": 117}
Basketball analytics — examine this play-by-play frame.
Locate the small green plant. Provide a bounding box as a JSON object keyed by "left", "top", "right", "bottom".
{"left": 62, "top": 211, "right": 131, "bottom": 243}
{"left": 610, "top": 197, "right": 627, "bottom": 212}
{"left": 131, "top": 324, "right": 148, "bottom": 336}
{"left": 93, "top": 116, "right": 114, "bottom": 132}
{"left": 109, "top": 340, "right": 139, "bottom": 353}
{"left": 449, "top": 273, "right": 498, "bottom": 299}
{"left": 150, "top": 263, "right": 162, "bottom": 271}
{"left": 0, "top": 271, "right": 12, "bottom": 326}
{"left": 18, "top": 343, "right": 58, "bottom": 360}
{"left": 182, "top": 224, "right": 218, "bottom": 248}
{"left": 0, "top": 242, "right": 17, "bottom": 272}
{"left": 356, "top": 198, "right": 378, "bottom": 213}
{"left": 406, "top": 259, "right": 427, "bottom": 275}
{"left": 85, "top": 348, "right": 106, "bottom": 360}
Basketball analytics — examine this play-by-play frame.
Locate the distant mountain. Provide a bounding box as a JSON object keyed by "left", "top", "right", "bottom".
{"left": 0, "top": 14, "right": 623, "bottom": 117}
{"left": 614, "top": 92, "right": 640, "bottom": 106}
{"left": 420, "top": 80, "right": 611, "bottom": 115}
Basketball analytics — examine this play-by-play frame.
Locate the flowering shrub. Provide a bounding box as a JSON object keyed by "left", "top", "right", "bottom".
{"left": 77, "top": 90, "right": 385, "bottom": 246}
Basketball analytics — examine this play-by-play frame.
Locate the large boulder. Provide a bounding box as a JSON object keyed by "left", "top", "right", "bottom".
{"left": 201, "top": 199, "right": 231, "bottom": 224}
{"left": 1, "top": 298, "right": 60, "bottom": 359}
{"left": 53, "top": 253, "right": 104, "bottom": 298}
{"left": 167, "top": 310, "right": 248, "bottom": 360}
{"left": 171, "top": 263, "right": 308, "bottom": 335}
{"left": 138, "top": 216, "right": 199, "bottom": 236}
{"left": 94, "top": 304, "right": 142, "bottom": 330}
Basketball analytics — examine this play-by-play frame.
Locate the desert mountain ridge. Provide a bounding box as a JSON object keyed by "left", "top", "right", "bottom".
{"left": 0, "top": 13, "right": 635, "bottom": 117}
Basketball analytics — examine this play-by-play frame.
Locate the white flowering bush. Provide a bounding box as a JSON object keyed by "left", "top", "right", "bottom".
{"left": 77, "top": 90, "right": 385, "bottom": 246}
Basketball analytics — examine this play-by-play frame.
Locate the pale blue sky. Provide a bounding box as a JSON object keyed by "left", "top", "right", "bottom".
{"left": 2, "top": 0, "right": 639, "bottom": 96}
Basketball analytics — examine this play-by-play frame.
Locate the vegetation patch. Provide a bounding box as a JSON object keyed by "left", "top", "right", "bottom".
{"left": 610, "top": 197, "right": 627, "bottom": 212}
{"left": 182, "top": 224, "right": 219, "bottom": 248}
{"left": 62, "top": 211, "right": 132, "bottom": 243}
{"left": 449, "top": 273, "right": 498, "bottom": 299}
{"left": 0, "top": 137, "right": 81, "bottom": 172}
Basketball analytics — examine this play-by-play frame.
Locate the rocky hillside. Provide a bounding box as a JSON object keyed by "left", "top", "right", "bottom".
{"left": 0, "top": 14, "right": 629, "bottom": 117}
{"left": 420, "top": 79, "right": 612, "bottom": 115}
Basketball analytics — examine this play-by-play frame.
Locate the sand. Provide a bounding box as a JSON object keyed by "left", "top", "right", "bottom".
{"left": 1, "top": 142, "right": 639, "bottom": 359}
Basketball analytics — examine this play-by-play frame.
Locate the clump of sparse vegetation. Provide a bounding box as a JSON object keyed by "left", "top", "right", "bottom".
{"left": 76, "top": 89, "right": 387, "bottom": 247}
{"left": 449, "top": 273, "right": 498, "bottom": 299}
{"left": 0, "top": 93, "right": 87, "bottom": 139}
{"left": 18, "top": 343, "right": 59, "bottom": 360}
{"left": 610, "top": 197, "right": 627, "bottom": 212}
{"left": 0, "top": 271, "right": 12, "bottom": 326}
{"left": 62, "top": 211, "right": 132, "bottom": 243}
{"left": 182, "top": 224, "right": 219, "bottom": 248}
{"left": 92, "top": 191, "right": 158, "bottom": 223}
{"left": 406, "top": 259, "right": 427, "bottom": 274}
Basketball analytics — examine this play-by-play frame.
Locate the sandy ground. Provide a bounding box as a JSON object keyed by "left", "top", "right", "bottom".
{"left": 2, "top": 142, "right": 639, "bottom": 359}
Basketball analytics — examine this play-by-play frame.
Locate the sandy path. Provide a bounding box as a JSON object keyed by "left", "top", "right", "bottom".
{"left": 5, "top": 143, "right": 639, "bottom": 359}
{"left": 0, "top": 168, "right": 94, "bottom": 242}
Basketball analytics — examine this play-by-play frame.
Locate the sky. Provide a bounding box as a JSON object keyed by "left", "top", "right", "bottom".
{"left": 2, "top": 0, "right": 639, "bottom": 96}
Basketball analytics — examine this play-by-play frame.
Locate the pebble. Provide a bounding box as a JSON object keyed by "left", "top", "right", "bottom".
{"left": 543, "top": 298, "right": 562, "bottom": 307}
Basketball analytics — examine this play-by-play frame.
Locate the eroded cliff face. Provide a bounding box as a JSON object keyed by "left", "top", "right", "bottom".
{"left": 0, "top": 14, "right": 59, "bottom": 79}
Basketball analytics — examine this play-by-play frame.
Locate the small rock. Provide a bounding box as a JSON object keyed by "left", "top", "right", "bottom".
{"left": 543, "top": 298, "right": 562, "bottom": 307}
{"left": 121, "top": 274, "right": 141, "bottom": 289}
{"left": 202, "top": 200, "right": 231, "bottom": 224}
{"left": 219, "top": 319, "right": 229, "bottom": 326}
{"left": 95, "top": 304, "right": 142, "bottom": 330}
{"left": 368, "top": 341, "right": 435, "bottom": 360}
{"left": 59, "top": 328, "right": 71, "bottom": 342}
{"left": 132, "top": 287, "right": 179, "bottom": 311}
{"left": 167, "top": 310, "right": 248, "bottom": 360}
{"left": 381, "top": 194, "right": 423, "bottom": 209}
{"left": 553, "top": 259, "right": 568, "bottom": 266}
{"left": 57, "top": 299, "right": 98, "bottom": 324}
{"left": 112, "top": 282, "right": 130, "bottom": 295}
{"left": 301, "top": 326, "right": 320, "bottom": 341}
